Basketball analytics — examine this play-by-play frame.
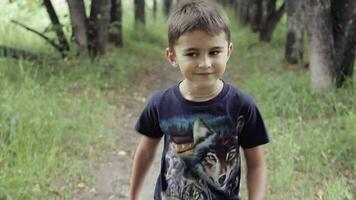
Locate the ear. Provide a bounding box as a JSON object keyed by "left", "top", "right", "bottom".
{"left": 236, "top": 115, "right": 245, "bottom": 135}
{"left": 165, "top": 47, "right": 177, "bottom": 67}
{"left": 227, "top": 42, "right": 233, "bottom": 59}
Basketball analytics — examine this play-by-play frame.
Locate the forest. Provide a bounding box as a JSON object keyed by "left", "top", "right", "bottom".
{"left": 0, "top": 0, "right": 355, "bottom": 199}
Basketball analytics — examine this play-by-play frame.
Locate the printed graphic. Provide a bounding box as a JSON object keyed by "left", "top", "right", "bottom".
{"left": 162, "top": 116, "right": 245, "bottom": 200}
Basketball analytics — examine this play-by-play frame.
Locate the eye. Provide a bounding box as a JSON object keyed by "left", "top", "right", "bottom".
{"left": 226, "top": 149, "right": 237, "bottom": 161}
{"left": 205, "top": 152, "right": 217, "bottom": 163}
{"left": 209, "top": 51, "right": 221, "bottom": 56}
{"left": 185, "top": 52, "right": 198, "bottom": 57}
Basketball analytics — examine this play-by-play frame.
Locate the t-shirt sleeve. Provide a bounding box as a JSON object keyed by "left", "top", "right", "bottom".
{"left": 134, "top": 94, "right": 164, "bottom": 138}
{"left": 240, "top": 99, "right": 270, "bottom": 149}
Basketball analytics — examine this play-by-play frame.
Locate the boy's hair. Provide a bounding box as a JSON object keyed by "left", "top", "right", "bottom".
{"left": 167, "top": 0, "right": 231, "bottom": 49}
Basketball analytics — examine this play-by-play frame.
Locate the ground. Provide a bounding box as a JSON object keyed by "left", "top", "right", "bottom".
{"left": 70, "top": 62, "right": 181, "bottom": 200}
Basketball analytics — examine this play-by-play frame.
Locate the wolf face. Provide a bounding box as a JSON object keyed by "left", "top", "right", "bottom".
{"left": 164, "top": 116, "right": 245, "bottom": 199}
{"left": 187, "top": 117, "right": 244, "bottom": 191}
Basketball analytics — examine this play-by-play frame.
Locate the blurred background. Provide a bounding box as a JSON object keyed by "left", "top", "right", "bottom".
{"left": 0, "top": 0, "right": 355, "bottom": 199}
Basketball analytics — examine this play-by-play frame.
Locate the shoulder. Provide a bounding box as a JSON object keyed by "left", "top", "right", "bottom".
{"left": 225, "top": 82, "right": 256, "bottom": 107}
{"left": 146, "top": 84, "right": 177, "bottom": 106}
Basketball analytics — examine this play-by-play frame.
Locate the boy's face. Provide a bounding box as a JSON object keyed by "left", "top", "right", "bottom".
{"left": 166, "top": 30, "right": 233, "bottom": 88}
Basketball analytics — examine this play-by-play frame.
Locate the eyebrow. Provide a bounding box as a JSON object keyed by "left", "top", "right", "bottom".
{"left": 183, "top": 46, "right": 225, "bottom": 52}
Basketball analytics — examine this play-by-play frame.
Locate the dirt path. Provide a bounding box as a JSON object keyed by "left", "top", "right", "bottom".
{"left": 70, "top": 63, "right": 181, "bottom": 200}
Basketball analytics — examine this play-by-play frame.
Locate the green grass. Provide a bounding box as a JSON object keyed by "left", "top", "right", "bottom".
{"left": 1, "top": 1, "right": 355, "bottom": 200}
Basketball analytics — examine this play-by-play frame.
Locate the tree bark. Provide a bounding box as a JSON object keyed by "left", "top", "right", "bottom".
{"left": 163, "top": 0, "right": 172, "bottom": 17}
{"left": 332, "top": 0, "right": 356, "bottom": 87}
{"left": 306, "top": 0, "right": 355, "bottom": 92}
{"left": 284, "top": 0, "right": 304, "bottom": 65}
{"left": 66, "top": 0, "right": 88, "bottom": 54}
{"left": 259, "top": 0, "right": 285, "bottom": 42}
{"left": 249, "top": 0, "right": 262, "bottom": 32}
{"left": 134, "top": 0, "right": 145, "bottom": 26}
{"left": 43, "top": 0, "right": 70, "bottom": 54}
{"left": 153, "top": 0, "right": 157, "bottom": 21}
{"left": 88, "top": 0, "right": 111, "bottom": 56}
{"left": 109, "top": 0, "right": 123, "bottom": 47}
{"left": 238, "top": 0, "right": 250, "bottom": 25}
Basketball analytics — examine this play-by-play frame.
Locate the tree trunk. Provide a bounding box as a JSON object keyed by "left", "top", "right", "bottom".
{"left": 134, "top": 0, "right": 145, "bottom": 25}
{"left": 306, "top": 0, "right": 355, "bottom": 92}
{"left": 238, "top": 0, "right": 250, "bottom": 25}
{"left": 153, "top": 0, "right": 157, "bottom": 21}
{"left": 259, "top": 0, "right": 285, "bottom": 42}
{"left": 284, "top": 0, "right": 304, "bottom": 65}
{"left": 332, "top": 0, "right": 356, "bottom": 87}
{"left": 163, "top": 0, "right": 172, "bottom": 16}
{"left": 109, "top": 0, "right": 123, "bottom": 47}
{"left": 249, "top": 0, "right": 262, "bottom": 32}
{"left": 306, "top": 0, "right": 336, "bottom": 93}
{"left": 66, "top": 0, "right": 88, "bottom": 54}
{"left": 88, "top": 0, "right": 111, "bottom": 56}
{"left": 43, "top": 0, "right": 70, "bottom": 54}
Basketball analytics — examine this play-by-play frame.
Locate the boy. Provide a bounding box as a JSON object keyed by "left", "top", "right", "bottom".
{"left": 130, "top": 0, "right": 269, "bottom": 199}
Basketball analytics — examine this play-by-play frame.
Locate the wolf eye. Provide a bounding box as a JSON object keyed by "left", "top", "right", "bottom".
{"left": 205, "top": 153, "right": 217, "bottom": 163}
{"left": 227, "top": 149, "right": 237, "bottom": 161}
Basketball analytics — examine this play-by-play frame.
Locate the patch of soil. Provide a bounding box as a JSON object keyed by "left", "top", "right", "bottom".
{"left": 70, "top": 63, "right": 181, "bottom": 200}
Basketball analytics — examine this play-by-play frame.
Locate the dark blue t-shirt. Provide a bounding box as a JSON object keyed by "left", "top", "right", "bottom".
{"left": 135, "top": 81, "right": 269, "bottom": 200}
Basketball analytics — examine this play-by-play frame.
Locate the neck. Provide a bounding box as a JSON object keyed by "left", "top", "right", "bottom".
{"left": 179, "top": 80, "right": 223, "bottom": 102}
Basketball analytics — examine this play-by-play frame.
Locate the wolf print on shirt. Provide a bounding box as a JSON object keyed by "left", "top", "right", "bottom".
{"left": 162, "top": 116, "right": 245, "bottom": 200}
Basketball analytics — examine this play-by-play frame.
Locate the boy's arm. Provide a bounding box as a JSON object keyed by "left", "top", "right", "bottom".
{"left": 130, "top": 135, "right": 161, "bottom": 200}
{"left": 243, "top": 145, "right": 267, "bottom": 200}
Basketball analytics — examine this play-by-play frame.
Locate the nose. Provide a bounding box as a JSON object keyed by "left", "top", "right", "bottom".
{"left": 198, "top": 55, "right": 212, "bottom": 68}
{"left": 218, "top": 174, "right": 226, "bottom": 185}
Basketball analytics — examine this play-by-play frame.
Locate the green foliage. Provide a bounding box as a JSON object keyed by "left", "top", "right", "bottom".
{"left": 0, "top": 60, "right": 118, "bottom": 199}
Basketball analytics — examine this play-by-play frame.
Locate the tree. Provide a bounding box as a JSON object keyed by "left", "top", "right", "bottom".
{"left": 284, "top": 0, "right": 304, "bottom": 66}
{"left": 109, "top": 0, "right": 123, "bottom": 47}
{"left": 134, "top": 0, "right": 145, "bottom": 26}
{"left": 67, "top": 0, "right": 88, "bottom": 53}
{"left": 43, "top": 0, "right": 70, "bottom": 54}
{"left": 259, "top": 0, "right": 285, "bottom": 42}
{"left": 305, "top": 0, "right": 356, "bottom": 93}
{"left": 163, "top": 0, "right": 172, "bottom": 16}
{"left": 88, "top": 0, "right": 111, "bottom": 56}
{"left": 249, "top": 0, "right": 262, "bottom": 32}
{"left": 237, "top": 0, "right": 250, "bottom": 25}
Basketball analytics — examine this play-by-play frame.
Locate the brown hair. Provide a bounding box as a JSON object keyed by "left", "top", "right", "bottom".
{"left": 167, "top": 0, "right": 231, "bottom": 49}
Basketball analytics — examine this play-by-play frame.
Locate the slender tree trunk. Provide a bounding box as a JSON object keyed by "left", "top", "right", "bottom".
{"left": 89, "top": 0, "right": 111, "bottom": 56}
{"left": 109, "top": 0, "right": 123, "bottom": 47}
{"left": 238, "top": 0, "right": 250, "bottom": 25}
{"left": 163, "top": 0, "right": 172, "bottom": 16}
{"left": 249, "top": 0, "right": 262, "bottom": 32}
{"left": 332, "top": 0, "right": 356, "bottom": 87}
{"left": 153, "top": 0, "right": 157, "bottom": 21}
{"left": 259, "top": 0, "right": 285, "bottom": 42}
{"left": 306, "top": 0, "right": 336, "bottom": 93}
{"left": 306, "top": 0, "right": 355, "bottom": 92}
{"left": 134, "top": 0, "right": 145, "bottom": 25}
{"left": 66, "top": 0, "right": 88, "bottom": 54}
{"left": 43, "top": 0, "right": 70, "bottom": 53}
{"left": 284, "top": 0, "right": 304, "bottom": 65}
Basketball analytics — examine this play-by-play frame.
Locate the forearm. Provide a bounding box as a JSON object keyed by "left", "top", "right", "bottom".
{"left": 130, "top": 147, "right": 155, "bottom": 200}
{"left": 247, "top": 164, "right": 267, "bottom": 200}
{"left": 130, "top": 136, "right": 160, "bottom": 200}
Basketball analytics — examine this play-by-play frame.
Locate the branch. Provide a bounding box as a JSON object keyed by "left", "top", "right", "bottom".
{"left": 0, "top": 45, "right": 41, "bottom": 61}
{"left": 10, "top": 20, "right": 62, "bottom": 51}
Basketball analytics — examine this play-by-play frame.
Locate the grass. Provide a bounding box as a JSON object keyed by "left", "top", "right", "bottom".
{"left": 1, "top": 1, "right": 355, "bottom": 200}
